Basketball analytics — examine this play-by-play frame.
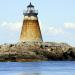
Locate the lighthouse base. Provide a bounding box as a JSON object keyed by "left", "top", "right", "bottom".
{"left": 20, "top": 19, "right": 43, "bottom": 42}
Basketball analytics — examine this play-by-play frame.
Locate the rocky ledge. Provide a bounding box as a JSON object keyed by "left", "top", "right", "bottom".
{"left": 0, "top": 42, "right": 75, "bottom": 62}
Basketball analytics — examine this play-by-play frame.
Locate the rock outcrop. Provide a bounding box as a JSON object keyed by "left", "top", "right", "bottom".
{"left": 0, "top": 42, "right": 75, "bottom": 62}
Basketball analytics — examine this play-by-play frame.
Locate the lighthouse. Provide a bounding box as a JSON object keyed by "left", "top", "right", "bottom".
{"left": 20, "top": 2, "right": 43, "bottom": 42}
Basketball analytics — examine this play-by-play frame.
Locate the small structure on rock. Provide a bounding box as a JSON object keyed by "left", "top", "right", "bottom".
{"left": 20, "top": 2, "right": 43, "bottom": 42}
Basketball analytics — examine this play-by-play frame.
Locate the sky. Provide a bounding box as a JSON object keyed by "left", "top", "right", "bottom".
{"left": 0, "top": 0, "right": 75, "bottom": 46}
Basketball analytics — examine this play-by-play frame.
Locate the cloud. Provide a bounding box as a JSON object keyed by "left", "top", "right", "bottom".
{"left": 47, "top": 27, "right": 64, "bottom": 35}
{"left": 0, "top": 22, "right": 73, "bottom": 37}
{"left": 39, "top": 21, "right": 64, "bottom": 36}
{"left": 40, "top": 24, "right": 64, "bottom": 36}
{"left": 1, "top": 21, "right": 22, "bottom": 31}
{"left": 64, "top": 23, "right": 75, "bottom": 29}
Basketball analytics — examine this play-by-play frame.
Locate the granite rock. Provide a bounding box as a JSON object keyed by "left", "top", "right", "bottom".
{"left": 0, "top": 42, "right": 74, "bottom": 61}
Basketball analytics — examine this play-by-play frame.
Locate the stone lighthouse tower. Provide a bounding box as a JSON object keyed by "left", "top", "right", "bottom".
{"left": 20, "top": 2, "right": 43, "bottom": 42}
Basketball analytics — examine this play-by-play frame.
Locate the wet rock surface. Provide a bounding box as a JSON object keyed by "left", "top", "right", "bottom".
{"left": 0, "top": 42, "right": 75, "bottom": 61}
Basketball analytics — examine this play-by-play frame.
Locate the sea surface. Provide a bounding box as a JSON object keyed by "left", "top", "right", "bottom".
{"left": 0, "top": 61, "right": 75, "bottom": 75}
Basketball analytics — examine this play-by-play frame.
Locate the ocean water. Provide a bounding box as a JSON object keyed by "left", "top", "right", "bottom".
{"left": 0, "top": 61, "right": 75, "bottom": 75}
